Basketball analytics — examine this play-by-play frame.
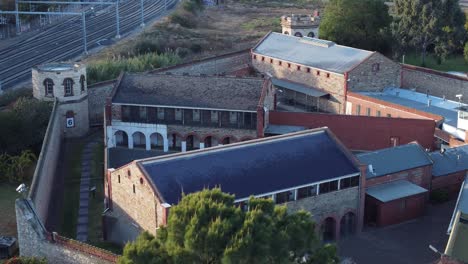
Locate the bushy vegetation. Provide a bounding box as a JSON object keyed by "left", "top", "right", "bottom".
{"left": 241, "top": 17, "right": 281, "bottom": 32}
{"left": 168, "top": 0, "right": 204, "bottom": 28}
{"left": 119, "top": 188, "right": 339, "bottom": 264}
{"left": 0, "top": 97, "right": 52, "bottom": 155}
{"left": 5, "top": 257, "right": 47, "bottom": 264}
{"left": 0, "top": 88, "right": 32, "bottom": 108}
{"left": 0, "top": 150, "right": 36, "bottom": 183}
{"left": 87, "top": 52, "right": 181, "bottom": 84}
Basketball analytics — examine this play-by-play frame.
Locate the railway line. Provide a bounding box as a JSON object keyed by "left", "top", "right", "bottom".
{"left": 0, "top": 0, "right": 177, "bottom": 90}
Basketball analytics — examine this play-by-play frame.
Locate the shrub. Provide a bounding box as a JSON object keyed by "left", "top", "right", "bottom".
{"left": 169, "top": 10, "right": 197, "bottom": 28}
{"left": 430, "top": 189, "right": 449, "bottom": 203}
{"left": 5, "top": 257, "right": 47, "bottom": 264}
{"left": 0, "top": 87, "right": 32, "bottom": 107}
{"left": 175, "top": 47, "right": 191, "bottom": 58}
{"left": 190, "top": 43, "right": 202, "bottom": 53}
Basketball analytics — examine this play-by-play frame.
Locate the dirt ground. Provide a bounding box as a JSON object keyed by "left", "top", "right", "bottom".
{"left": 85, "top": 1, "right": 318, "bottom": 63}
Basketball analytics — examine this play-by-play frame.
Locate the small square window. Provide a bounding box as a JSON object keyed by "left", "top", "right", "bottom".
{"left": 297, "top": 65, "right": 301, "bottom": 71}
{"left": 316, "top": 71, "right": 320, "bottom": 76}
{"left": 387, "top": 113, "right": 392, "bottom": 118}
{"left": 356, "top": 105, "right": 361, "bottom": 116}
{"left": 211, "top": 111, "right": 218, "bottom": 123}
{"left": 306, "top": 68, "right": 311, "bottom": 73}
{"left": 157, "top": 108, "right": 165, "bottom": 119}
{"left": 229, "top": 112, "right": 237, "bottom": 124}
{"left": 376, "top": 110, "right": 381, "bottom": 117}
{"left": 261, "top": 56, "right": 265, "bottom": 62}
{"left": 288, "top": 63, "right": 291, "bottom": 68}
{"left": 270, "top": 58, "right": 274, "bottom": 63}
{"left": 326, "top": 73, "right": 330, "bottom": 78}
{"left": 253, "top": 55, "right": 257, "bottom": 60}
{"left": 193, "top": 109, "right": 200, "bottom": 122}
{"left": 175, "top": 108, "right": 182, "bottom": 121}
{"left": 372, "top": 63, "right": 380, "bottom": 72}
{"left": 279, "top": 61, "right": 282, "bottom": 66}
{"left": 366, "top": 108, "right": 371, "bottom": 116}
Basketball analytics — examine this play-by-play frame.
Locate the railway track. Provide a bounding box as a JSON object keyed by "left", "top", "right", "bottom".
{"left": 0, "top": 0, "right": 177, "bottom": 90}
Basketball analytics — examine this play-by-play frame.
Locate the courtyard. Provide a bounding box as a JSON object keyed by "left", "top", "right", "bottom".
{"left": 339, "top": 200, "right": 456, "bottom": 264}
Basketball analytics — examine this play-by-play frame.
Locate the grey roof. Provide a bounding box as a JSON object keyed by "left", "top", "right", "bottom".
{"left": 108, "top": 147, "right": 175, "bottom": 169}
{"left": 366, "top": 180, "right": 428, "bottom": 203}
{"left": 112, "top": 73, "right": 264, "bottom": 111}
{"left": 360, "top": 93, "right": 457, "bottom": 126}
{"left": 264, "top": 124, "right": 308, "bottom": 135}
{"left": 253, "top": 32, "right": 373, "bottom": 74}
{"left": 271, "top": 78, "right": 329, "bottom": 97}
{"left": 357, "top": 143, "right": 433, "bottom": 178}
{"left": 448, "top": 177, "right": 468, "bottom": 233}
{"left": 139, "top": 129, "right": 360, "bottom": 204}
{"left": 430, "top": 145, "right": 468, "bottom": 177}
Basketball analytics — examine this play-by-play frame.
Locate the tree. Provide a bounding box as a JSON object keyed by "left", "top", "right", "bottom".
{"left": 119, "top": 188, "right": 338, "bottom": 264}
{"left": 392, "top": 0, "right": 466, "bottom": 66}
{"left": 319, "top": 0, "right": 392, "bottom": 53}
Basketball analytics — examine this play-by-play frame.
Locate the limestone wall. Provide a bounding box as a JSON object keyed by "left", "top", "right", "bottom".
{"left": 401, "top": 64, "right": 468, "bottom": 103}
{"left": 28, "top": 99, "right": 62, "bottom": 223}
{"left": 88, "top": 81, "right": 115, "bottom": 125}
{"left": 16, "top": 199, "right": 118, "bottom": 264}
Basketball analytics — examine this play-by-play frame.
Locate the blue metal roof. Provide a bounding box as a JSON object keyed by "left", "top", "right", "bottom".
{"left": 366, "top": 180, "right": 428, "bottom": 203}
{"left": 271, "top": 78, "right": 329, "bottom": 97}
{"left": 253, "top": 32, "right": 373, "bottom": 74}
{"left": 139, "top": 129, "right": 360, "bottom": 204}
{"left": 357, "top": 143, "right": 433, "bottom": 178}
{"left": 430, "top": 145, "right": 468, "bottom": 177}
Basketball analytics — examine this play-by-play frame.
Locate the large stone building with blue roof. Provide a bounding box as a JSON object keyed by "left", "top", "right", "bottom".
{"left": 103, "top": 128, "right": 366, "bottom": 244}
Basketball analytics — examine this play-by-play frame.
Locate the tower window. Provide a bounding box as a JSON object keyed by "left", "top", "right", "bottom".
{"left": 80, "top": 75, "right": 86, "bottom": 92}
{"left": 63, "top": 78, "right": 74, "bottom": 97}
{"left": 43, "top": 78, "right": 54, "bottom": 97}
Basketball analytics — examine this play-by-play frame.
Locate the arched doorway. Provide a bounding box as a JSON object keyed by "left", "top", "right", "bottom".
{"left": 150, "top": 133, "right": 164, "bottom": 150}
{"left": 294, "top": 32, "right": 303, "bottom": 37}
{"left": 171, "top": 133, "right": 183, "bottom": 151}
{"left": 307, "top": 32, "right": 315, "bottom": 38}
{"left": 221, "top": 136, "right": 235, "bottom": 145}
{"left": 204, "top": 135, "right": 219, "bottom": 148}
{"left": 321, "top": 217, "right": 336, "bottom": 242}
{"left": 115, "top": 130, "right": 128, "bottom": 147}
{"left": 132, "top": 132, "right": 146, "bottom": 149}
{"left": 186, "top": 134, "right": 200, "bottom": 150}
{"left": 283, "top": 31, "right": 289, "bottom": 35}
{"left": 340, "top": 212, "right": 356, "bottom": 238}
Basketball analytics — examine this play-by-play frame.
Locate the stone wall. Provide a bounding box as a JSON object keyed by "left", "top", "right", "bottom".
{"left": 401, "top": 64, "right": 468, "bottom": 103}
{"left": 28, "top": 99, "right": 62, "bottom": 223}
{"left": 105, "top": 163, "right": 163, "bottom": 245}
{"left": 88, "top": 81, "right": 115, "bottom": 125}
{"left": 16, "top": 199, "right": 118, "bottom": 264}
{"left": 348, "top": 53, "right": 401, "bottom": 92}
{"left": 59, "top": 98, "right": 90, "bottom": 138}
{"left": 251, "top": 53, "right": 346, "bottom": 114}
{"left": 167, "top": 124, "right": 257, "bottom": 142}
{"left": 151, "top": 49, "right": 252, "bottom": 76}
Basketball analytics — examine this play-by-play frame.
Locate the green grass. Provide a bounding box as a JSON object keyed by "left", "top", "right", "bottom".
{"left": 241, "top": 17, "right": 281, "bottom": 32}
{"left": 0, "top": 184, "right": 21, "bottom": 238}
{"left": 87, "top": 142, "right": 123, "bottom": 254}
{"left": 404, "top": 52, "right": 468, "bottom": 72}
{"left": 59, "top": 140, "right": 85, "bottom": 238}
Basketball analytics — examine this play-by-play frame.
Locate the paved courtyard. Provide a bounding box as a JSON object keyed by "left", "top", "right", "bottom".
{"left": 339, "top": 200, "right": 456, "bottom": 264}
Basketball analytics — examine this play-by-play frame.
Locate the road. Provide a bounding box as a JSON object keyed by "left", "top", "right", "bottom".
{"left": 0, "top": 0, "right": 176, "bottom": 90}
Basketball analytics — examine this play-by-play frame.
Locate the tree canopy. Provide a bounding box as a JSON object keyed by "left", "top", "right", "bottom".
{"left": 319, "top": 0, "right": 392, "bottom": 53}
{"left": 392, "top": 0, "right": 466, "bottom": 65}
{"left": 119, "top": 188, "right": 338, "bottom": 264}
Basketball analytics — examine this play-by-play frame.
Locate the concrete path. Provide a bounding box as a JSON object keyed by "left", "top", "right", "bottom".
{"left": 76, "top": 137, "right": 101, "bottom": 242}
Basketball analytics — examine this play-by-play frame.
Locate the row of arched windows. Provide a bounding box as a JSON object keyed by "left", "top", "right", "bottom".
{"left": 43, "top": 75, "right": 86, "bottom": 97}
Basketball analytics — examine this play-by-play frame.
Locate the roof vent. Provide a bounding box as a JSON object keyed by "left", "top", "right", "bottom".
{"left": 427, "top": 99, "right": 432, "bottom": 107}
{"left": 440, "top": 148, "right": 446, "bottom": 154}
{"left": 300, "top": 37, "right": 335, "bottom": 48}
{"left": 368, "top": 164, "right": 375, "bottom": 175}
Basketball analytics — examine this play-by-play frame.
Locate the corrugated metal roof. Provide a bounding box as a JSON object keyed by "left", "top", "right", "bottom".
{"left": 264, "top": 124, "right": 308, "bottom": 135}
{"left": 271, "top": 78, "right": 329, "bottom": 97}
{"left": 139, "top": 129, "right": 360, "bottom": 204}
{"left": 366, "top": 180, "right": 428, "bottom": 203}
{"left": 253, "top": 32, "right": 373, "bottom": 74}
{"left": 430, "top": 145, "right": 468, "bottom": 177}
{"left": 357, "top": 143, "right": 432, "bottom": 178}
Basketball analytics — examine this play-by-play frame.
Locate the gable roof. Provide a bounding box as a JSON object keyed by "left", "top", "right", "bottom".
{"left": 366, "top": 180, "right": 428, "bottom": 203}
{"left": 137, "top": 128, "right": 360, "bottom": 205}
{"left": 252, "top": 32, "right": 373, "bottom": 74}
{"left": 430, "top": 145, "right": 468, "bottom": 177}
{"left": 111, "top": 73, "right": 265, "bottom": 111}
{"left": 357, "top": 143, "right": 433, "bottom": 178}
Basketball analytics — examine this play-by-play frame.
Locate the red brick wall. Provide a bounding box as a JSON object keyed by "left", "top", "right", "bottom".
{"left": 365, "top": 194, "right": 426, "bottom": 227}
{"left": 268, "top": 111, "right": 436, "bottom": 151}
{"left": 366, "top": 166, "right": 433, "bottom": 190}
{"left": 431, "top": 171, "right": 467, "bottom": 198}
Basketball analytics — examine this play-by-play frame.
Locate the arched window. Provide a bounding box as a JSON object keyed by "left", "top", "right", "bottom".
{"left": 43, "top": 78, "right": 54, "bottom": 97}
{"left": 294, "top": 32, "right": 303, "bottom": 37}
{"left": 79, "top": 75, "right": 86, "bottom": 92}
{"left": 307, "top": 32, "right": 315, "bottom": 38}
{"left": 63, "top": 78, "right": 74, "bottom": 97}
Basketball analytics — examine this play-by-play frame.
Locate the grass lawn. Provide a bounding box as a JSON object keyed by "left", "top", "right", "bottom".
{"left": 58, "top": 140, "right": 85, "bottom": 239}
{"left": 404, "top": 52, "right": 468, "bottom": 72}
{"left": 87, "top": 142, "right": 123, "bottom": 254}
{"left": 0, "top": 184, "right": 20, "bottom": 238}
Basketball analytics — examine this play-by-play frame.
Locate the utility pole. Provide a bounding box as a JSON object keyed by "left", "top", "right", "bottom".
{"left": 164, "top": 0, "right": 167, "bottom": 10}
{"left": 140, "top": 0, "right": 145, "bottom": 27}
{"left": 82, "top": 12, "right": 87, "bottom": 54}
{"left": 115, "top": 0, "right": 120, "bottom": 38}
{"left": 15, "top": 0, "right": 20, "bottom": 33}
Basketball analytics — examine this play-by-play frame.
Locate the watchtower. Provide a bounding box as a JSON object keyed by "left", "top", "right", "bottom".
{"left": 32, "top": 62, "right": 89, "bottom": 137}
{"left": 281, "top": 12, "right": 320, "bottom": 38}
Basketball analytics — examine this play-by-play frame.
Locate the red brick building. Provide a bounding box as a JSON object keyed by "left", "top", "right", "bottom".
{"left": 356, "top": 143, "right": 433, "bottom": 227}
{"left": 430, "top": 145, "right": 468, "bottom": 198}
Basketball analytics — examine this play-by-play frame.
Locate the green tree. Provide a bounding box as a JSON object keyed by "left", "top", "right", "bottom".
{"left": 119, "top": 188, "right": 337, "bottom": 264}
{"left": 319, "top": 0, "right": 391, "bottom": 52}
{"left": 392, "top": 0, "right": 466, "bottom": 66}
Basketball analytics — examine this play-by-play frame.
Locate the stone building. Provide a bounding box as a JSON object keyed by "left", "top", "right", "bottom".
{"left": 105, "top": 72, "right": 275, "bottom": 168}
{"left": 32, "top": 62, "right": 89, "bottom": 137}
{"left": 251, "top": 32, "right": 401, "bottom": 114}
{"left": 280, "top": 13, "right": 320, "bottom": 38}
{"left": 357, "top": 143, "right": 433, "bottom": 227}
{"left": 103, "top": 128, "right": 366, "bottom": 244}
